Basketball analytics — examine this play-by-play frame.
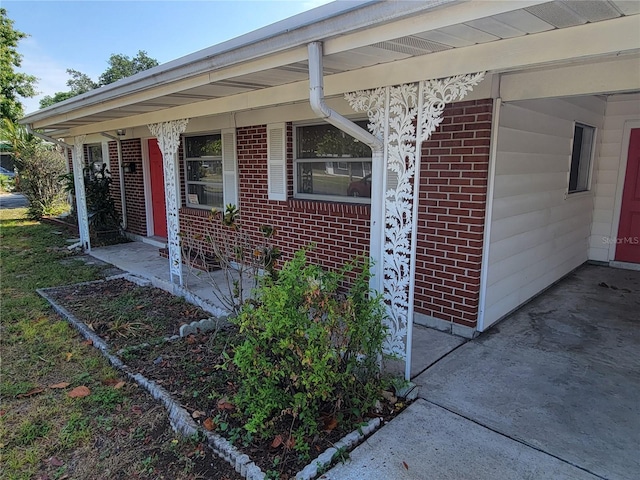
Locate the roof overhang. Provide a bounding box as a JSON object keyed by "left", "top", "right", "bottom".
{"left": 21, "top": 0, "right": 640, "bottom": 137}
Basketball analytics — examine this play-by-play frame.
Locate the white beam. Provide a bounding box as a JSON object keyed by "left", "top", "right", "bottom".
{"left": 500, "top": 54, "right": 640, "bottom": 101}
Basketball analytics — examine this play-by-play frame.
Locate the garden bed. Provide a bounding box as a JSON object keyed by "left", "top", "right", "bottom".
{"left": 42, "top": 276, "right": 404, "bottom": 479}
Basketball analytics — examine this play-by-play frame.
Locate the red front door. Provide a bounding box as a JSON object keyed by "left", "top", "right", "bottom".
{"left": 616, "top": 128, "right": 640, "bottom": 263}
{"left": 148, "top": 139, "right": 168, "bottom": 238}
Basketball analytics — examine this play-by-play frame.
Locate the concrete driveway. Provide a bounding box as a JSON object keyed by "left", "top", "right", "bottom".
{"left": 326, "top": 264, "right": 640, "bottom": 480}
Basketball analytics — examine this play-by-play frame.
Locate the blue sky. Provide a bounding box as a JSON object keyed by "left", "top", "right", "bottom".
{"left": 4, "top": 0, "right": 332, "bottom": 114}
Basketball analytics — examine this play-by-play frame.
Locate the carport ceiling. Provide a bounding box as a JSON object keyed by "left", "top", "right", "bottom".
{"left": 30, "top": 0, "right": 639, "bottom": 132}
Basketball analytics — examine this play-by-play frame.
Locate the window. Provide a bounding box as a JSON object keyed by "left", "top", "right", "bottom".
{"left": 184, "top": 134, "right": 223, "bottom": 209}
{"left": 86, "top": 142, "right": 110, "bottom": 178}
{"left": 294, "top": 122, "right": 372, "bottom": 202}
{"left": 568, "top": 123, "right": 595, "bottom": 193}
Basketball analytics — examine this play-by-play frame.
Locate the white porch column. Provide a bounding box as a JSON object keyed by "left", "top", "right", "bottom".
{"left": 147, "top": 119, "right": 189, "bottom": 286}
{"left": 346, "top": 72, "right": 485, "bottom": 379}
{"left": 72, "top": 136, "right": 90, "bottom": 252}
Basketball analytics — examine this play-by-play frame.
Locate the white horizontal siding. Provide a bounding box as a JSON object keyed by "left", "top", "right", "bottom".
{"left": 483, "top": 97, "right": 605, "bottom": 328}
{"left": 589, "top": 93, "right": 640, "bottom": 261}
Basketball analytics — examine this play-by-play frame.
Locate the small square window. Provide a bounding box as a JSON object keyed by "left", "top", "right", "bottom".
{"left": 568, "top": 123, "right": 595, "bottom": 193}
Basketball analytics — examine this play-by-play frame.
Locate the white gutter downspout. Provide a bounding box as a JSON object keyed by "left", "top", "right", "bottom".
{"left": 101, "top": 132, "right": 127, "bottom": 230}
{"left": 307, "top": 41, "right": 385, "bottom": 295}
{"left": 25, "top": 126, "right": 84, "bottom": 251}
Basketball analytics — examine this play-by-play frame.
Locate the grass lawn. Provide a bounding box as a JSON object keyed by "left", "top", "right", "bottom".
{"left": 0, "top": 207, "right": 239, "bottom": 480}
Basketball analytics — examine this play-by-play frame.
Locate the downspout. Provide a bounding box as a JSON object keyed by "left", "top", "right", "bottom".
{"left": 307, "top": 41, "right": 385, "bottom": 294}
{"left": 101, "top": 132, "right": 128, "bottom": 230}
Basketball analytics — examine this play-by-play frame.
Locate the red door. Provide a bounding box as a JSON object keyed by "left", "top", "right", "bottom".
{"left": 616, "top": 128, "right": 640, "bottom": 263}
{"left": 148, "top": 139, "right": 168, "bottom": 238}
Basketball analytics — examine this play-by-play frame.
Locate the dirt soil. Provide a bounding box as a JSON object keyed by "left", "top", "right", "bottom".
{"left": 48, "top": 278, "right": 402, "bottom": 479}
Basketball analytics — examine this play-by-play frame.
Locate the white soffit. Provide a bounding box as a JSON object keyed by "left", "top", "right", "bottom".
{"left": 491, "top": 10, "right": 556, "bottom": 33}
{"left": 525, "top": 2, "right": 588, "bottom": 28}
{"left": 611, "top": 0, "right": 640, "bottom": 15}
{"left": 562, "top": 1, "right": 626, "bottom": 22}
{"left": 464, "top": 17, "right": 529, "bottom": 39}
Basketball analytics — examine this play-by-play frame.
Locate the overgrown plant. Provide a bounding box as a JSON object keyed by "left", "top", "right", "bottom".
{"left": 18, "top": 144, "right": 68, "bottom": 218}
{"left": 181, "top": 204, "right": 280, "bottom": 314}
{"left": 84, "top": 164, "right": 120, "bottom": 232}
{"left": 0, "top": 119, "right": 67, "bottom": 218}
{"left": 232, "top": 248, "right": 386, "bottom": 453}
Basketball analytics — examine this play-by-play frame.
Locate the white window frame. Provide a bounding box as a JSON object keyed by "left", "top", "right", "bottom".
{"left": 86, "top": 142, "right": 110, "bottom": 176}
{"left": 568, "top": 122, "right": 596, "bottom": 194}
{"left": 293, "top": 121, "right": 372, "bottom": 204}
{"left": 183, "top": 132, "right": 224, "bottom": 210}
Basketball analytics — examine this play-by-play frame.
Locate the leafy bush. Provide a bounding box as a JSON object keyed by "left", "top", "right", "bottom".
{"left": 18, "top": 144, "right": 67, "bottom": 219}
{"left": 84, "top": 163, "right": 120, "bottom": 231}
{"left": 0, "top": 173, "right": 14, "bottom": 193}
{"left": 232, "top": 248, "right": 386, "bottom": 451}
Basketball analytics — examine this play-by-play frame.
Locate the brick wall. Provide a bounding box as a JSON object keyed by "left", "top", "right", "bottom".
{"left": 178, "top": 124, "right": 371, "bottom": 272}
{"left": 107, "top": 142, "right": 122, "bottom": 218}
{"left": 414, "top": 99, "right": 492, "bottom": 329}
{"left": 120, "top": 139, "right": 147, "bottom": 236}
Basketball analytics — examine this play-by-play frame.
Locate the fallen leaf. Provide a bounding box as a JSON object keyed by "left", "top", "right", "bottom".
{"left": 48, "top": 457, "right": 64, "bottom": 467}
{"left": 191, "top": 410, "right": 206, "bottom": 419}
{"left": 17, "top": 387, "right": 44, "bottom": 398}
{"left": 81, "top": 339, "right": 93, "bottom": 346}
{"left": 131, "top": 405, "right": 143, "bottom": 415}
{"left": 113, "top": 381, "right": 125, "bottom": 390}
{"left": 203, "top": 417, "right": 215, "bottom": 431}
{"left": 68, "top": 386, "right": 90, "bottom": 398}
{"left": 271, "top": 434, "right": 283, "bottom": 448}
{"left": 134, "top": 305, "right": 144, "bottom": 310}
{"left": 285, "top": 435, "right": 295, "bottom": 450}
{"left": 102, "top": 378, "right": 118, "bottom": 386}
{"left": 49, "top": 382, "right": 70, "bottom": 389}
{"left": 65, "top": 352, "right": 73, "bottom": 362}
{"left": 402, "top": 461, "right": 409, "bottom": 470}
{"left": 0, "top": 410, "right": 6, "bottom": 416}
{"left": 217, "top": 398, "right": 234, "bottom": 411}
{"left": 322, "top": 415, "right": 338, "bottom": 432}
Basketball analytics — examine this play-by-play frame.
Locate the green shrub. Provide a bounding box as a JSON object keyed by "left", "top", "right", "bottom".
{"left": 17, "top": 145, "right": 67, "bottom": 219}
{"left": 232, "top": 248, "right": 386, "bottom": 450}
{"left": 0, "top": 173, "right": 14, "bottom": 193}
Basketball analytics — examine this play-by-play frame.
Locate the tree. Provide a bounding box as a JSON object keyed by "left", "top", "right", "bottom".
{"left": 40, "top": 50, "right": 159, "bottom": 109}
{"left": 0, "top": 8, "right": 37, "bottom": 123}
{"left": 40, "top": 69, "right": 98, "bottom": 108}
{"left": 99, "top": 50, "right": 159, "bottom": 85}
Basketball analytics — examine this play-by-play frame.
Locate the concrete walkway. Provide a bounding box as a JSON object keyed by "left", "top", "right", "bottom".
{"left": 326, "top": 264, "right": 640, "bottom": 480}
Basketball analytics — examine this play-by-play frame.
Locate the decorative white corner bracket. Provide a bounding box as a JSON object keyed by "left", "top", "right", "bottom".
{"left": 147, "top": 119, "right": 189, "bottom": 285}
{"left": 346, "top": 72, "right": 485, "bottom": 377}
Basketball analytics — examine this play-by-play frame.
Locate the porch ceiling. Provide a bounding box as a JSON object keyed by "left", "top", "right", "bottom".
{"left": 25, "top": 0, "right": 640, "bottom": 135}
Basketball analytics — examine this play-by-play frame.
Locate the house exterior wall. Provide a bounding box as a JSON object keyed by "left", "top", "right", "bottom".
{"left": 483, "top": 96, "right": 606, "bottom": 329}
{"left": 414, "top": 99, "right": 492, "bottom": 334}
{"left": 589, "top": 93, "right": 640, "bottom": 262}
{"left": 178, "top": 124, "right": 371, "bottom": 272}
